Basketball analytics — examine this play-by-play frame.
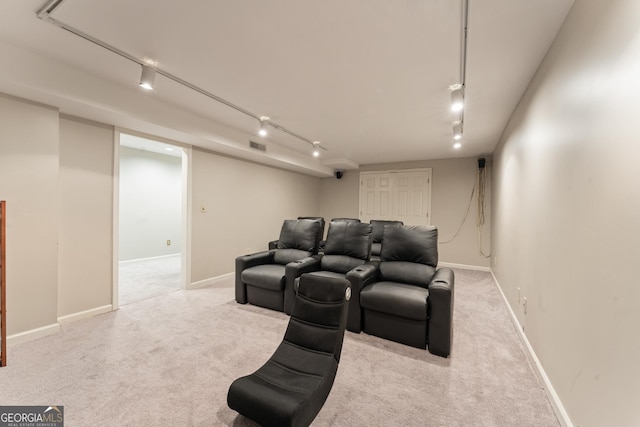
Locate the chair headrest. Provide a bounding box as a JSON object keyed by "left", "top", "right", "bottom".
{"left": 330, "top": 218, "right": 361, "bottom": 224}
{"left": 370, "top": 220, "right": 403, "bottom": 242}
{"left": 380, "top": 224, "right": 438, "bottom": 267}
{"left": 324, "top": 222, "right": 372, "bottom": 260}
{"left": 298, "top": 216, "right": 325, "bottom": 225}
{"left": 278, "top": 219, "right": 322, "bottom": 253}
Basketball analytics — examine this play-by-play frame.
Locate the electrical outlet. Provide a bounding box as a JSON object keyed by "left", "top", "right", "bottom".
{"left": 523, "top": 297, "right": 527, "bottom": 314}
{"left": 166, "top": 240, "right": 171, "bottom": 246}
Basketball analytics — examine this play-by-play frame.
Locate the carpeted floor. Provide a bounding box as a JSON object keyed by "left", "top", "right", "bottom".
{"left": 118, "top": 254, "right": 181, "bottom": 306}
{"left": 0, "top": 268, "right": 559, "bottom": 426}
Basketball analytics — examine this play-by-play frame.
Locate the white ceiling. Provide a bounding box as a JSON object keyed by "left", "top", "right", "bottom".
{"left": 0, "top": 0, "right": 574, "bottom": 176}
{"left": 120, "top": 133, "right": 183, "bottom": 158}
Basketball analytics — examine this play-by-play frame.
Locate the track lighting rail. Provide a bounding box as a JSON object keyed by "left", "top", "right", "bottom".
{"left": 35, "top": 0, "right": 326, "bottom": 152}
{"left": 449, "top": 0, "right": 470, "bottom": 149}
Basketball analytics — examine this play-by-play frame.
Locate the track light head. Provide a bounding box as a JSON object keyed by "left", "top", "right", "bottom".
{"left": 258, "top": 116, "right": 269, "bottom": 137}
{"left": 450, "top": 86, "right": 464, "bottom": 112}
{"left": 312, "top": 141, "right": 321, "bottom": 157}
{"left": 452, "top": 121, "right": 463, "bottom": 140}
{"left": 139, "top": 65, "right": 156, "bottom": 90}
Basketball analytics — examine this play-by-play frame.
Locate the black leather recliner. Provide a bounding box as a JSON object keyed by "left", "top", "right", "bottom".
{"left": 269, "top": 217, "right": 325, "bottom": 250}
{"left": 293, "top": 221, "right": 373, "bottom": 333}
{"left": 228, "top": 274, "right": 350, "bottom": 427}
{"left": 369, "top": 219, "right": 404, "bottom": 261}
{"left": 236, "top": 219, "right": 322, "bottom": 314}
{"left": 355, "top": 225, "right": 455, "bottom": 357}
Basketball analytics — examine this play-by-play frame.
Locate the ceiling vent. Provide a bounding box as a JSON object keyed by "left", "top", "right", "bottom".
{"left": 249, "top": 141, "right": 267, "bottom": 152}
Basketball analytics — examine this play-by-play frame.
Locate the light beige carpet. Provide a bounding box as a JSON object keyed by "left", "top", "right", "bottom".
{"left": 0, "top": 269, "right": 559, "bottom": 426}
{"left": 118, "top": 254, "right": 181, "bottom": 306}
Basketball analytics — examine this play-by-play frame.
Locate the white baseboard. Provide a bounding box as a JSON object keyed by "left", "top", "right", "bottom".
{"left": 57, "top": 304, "right": 113, "bottom": 325}
{"left": 490, "top": 269, "right": 573, "bottom": 427}
{"left": 119, "top": 253, "right": 181, "bottom": 264}
{"left": 7, "top": 305, "right": 115, "bottom": 346}
{"left": 7, "top": 323, "right": 60, "bottom": 346}
{"left": 188, "top": 272, "right": 234, "bottom": 290}
{"left": 438, "top": 261, "right": 491, "bottom": 272}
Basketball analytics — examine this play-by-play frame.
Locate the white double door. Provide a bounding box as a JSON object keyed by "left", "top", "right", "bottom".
{"left": 359, "top": 169, "right": 432, "bottom": 226}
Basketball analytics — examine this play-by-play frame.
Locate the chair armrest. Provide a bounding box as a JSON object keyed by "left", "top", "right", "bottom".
{"left": 235, "top": 251, "right": 275, "bottom": 304}
{"left": 345, "top": 263, "right": 379, "bottom": 332}
{"left": 346, "top": 263, "right": 378, "bottom": 291}
{"left": 236, "top": 250, "right": 274, "bottom": 270}
{"left": 283, "top": 255, "right": 323, "bottom": 314}
{"left": 427, "top": 267, "right": 455, "bottom": 357}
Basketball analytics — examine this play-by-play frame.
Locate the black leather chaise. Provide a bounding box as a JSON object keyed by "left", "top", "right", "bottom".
{"left": 235, "top": 219, "right": 322, "bottom": 314}
{"left": 356, "top": 224, "right": 455, "bottom": 357}
{"left": 228, "top": 274, "right": 351, "bottom": 427}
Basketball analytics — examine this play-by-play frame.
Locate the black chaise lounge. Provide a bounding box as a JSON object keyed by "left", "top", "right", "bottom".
{"left": 227, "top": 274, "right": 351, "bottom": 427}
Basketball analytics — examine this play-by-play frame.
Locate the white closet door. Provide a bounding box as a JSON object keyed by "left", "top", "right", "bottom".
{"left": 359, "top": 169, "right": 431, "bottom": 226}
{"left": 360, "top": 173, "right": 393, "bottom": 223}
{"left": 394, "top": 171, "right": 431, "bottom": 225}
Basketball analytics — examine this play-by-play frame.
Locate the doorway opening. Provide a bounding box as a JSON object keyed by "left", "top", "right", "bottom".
{"left": 116, "top": 133, "right": 187, "bottom": 306}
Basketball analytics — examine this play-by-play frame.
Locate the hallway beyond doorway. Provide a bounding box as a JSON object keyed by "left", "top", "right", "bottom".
{"left": 119, "top": 254, "right": 181, "bottom": 306}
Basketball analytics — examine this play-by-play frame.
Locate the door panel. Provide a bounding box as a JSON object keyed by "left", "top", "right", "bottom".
{"left": 359, "top": 169, "right": 431, "bottom": 226}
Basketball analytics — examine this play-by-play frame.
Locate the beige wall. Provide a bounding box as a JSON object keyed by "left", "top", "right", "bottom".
{"left": 58, "top": 116, "right": 114, "bottom": 317}
{"left": 190, "top": 148, "right": 321, "bottom": 282}
{"left": 1, "top": 91, "right": 325, "bottom": 336}
{"left": 319, "top": 157, "right": 491, "bottom": 268}
{"left": 0, "top": 94, "right": 59, "bottom": 334}
{"left": 318, "top": 170, "right": 360, "bottom": 232}
{"left": 491, "top": 0, "right": 640, "bottom": 425}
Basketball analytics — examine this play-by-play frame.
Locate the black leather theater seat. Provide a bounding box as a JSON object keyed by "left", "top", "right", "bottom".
{"left": 355, "top": 224, "right": 455, "bottom": 357}
{"left": 235, "top": 218, "right": 322, "bottom": 314}
{"left": 296, "top": 220, "right": 373, "bottom": 333}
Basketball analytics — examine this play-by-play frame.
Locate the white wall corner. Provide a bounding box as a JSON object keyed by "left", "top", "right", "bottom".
{"left": 189, "top": 272, "right": 234, "bottom": 290}
{"left": 490, "top": 269, "right": 574, "bottom": 427}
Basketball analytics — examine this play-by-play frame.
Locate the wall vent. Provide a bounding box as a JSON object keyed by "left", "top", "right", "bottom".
{"left": 249, "top": 141, "right": 267, "bottom": 152}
